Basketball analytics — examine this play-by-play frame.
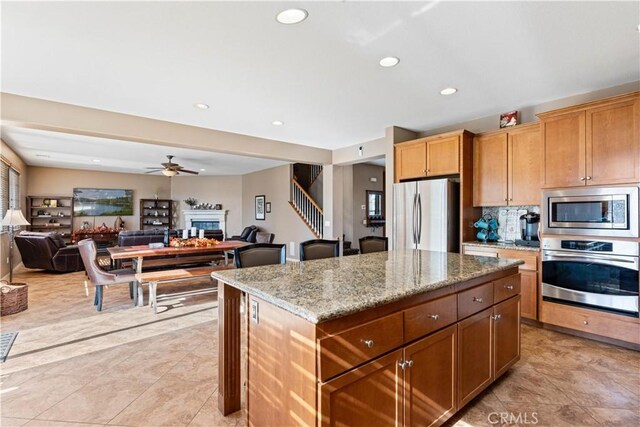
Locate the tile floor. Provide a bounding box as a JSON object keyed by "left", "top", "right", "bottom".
{"left": 1, "top": 269, "right": 638, "bottom": 427}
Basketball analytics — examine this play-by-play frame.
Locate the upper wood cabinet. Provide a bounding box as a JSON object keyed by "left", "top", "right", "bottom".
{"left": 395, "top": 131, "right": 464, "bottom": 181}
{"left": 473, "top": 123, "right": 540, "bottom": 207}
{"left": 538, "top": 92, "right": 639, "bottom": 188}
{"left": 395, "top": 139, "right": 427, "bottom": 180}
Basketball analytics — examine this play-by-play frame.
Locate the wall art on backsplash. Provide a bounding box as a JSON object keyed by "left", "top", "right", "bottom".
{"left": 499, "top": 110, "right": 518, "bottom": 128}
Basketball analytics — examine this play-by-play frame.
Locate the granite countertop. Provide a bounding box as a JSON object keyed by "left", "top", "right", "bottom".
{"left": 462, "top": 241, "right": 540, "bottom": 252}
{"left": 211, "top": 250, "right": 523, "bottom": 324}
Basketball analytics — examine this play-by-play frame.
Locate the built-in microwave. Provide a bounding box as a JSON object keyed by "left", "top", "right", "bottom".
{"left": 542, "top": 185, "right": 639, "bottom": 238}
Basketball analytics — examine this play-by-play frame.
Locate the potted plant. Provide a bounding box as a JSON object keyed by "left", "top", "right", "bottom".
{"left": 184, "top": 197, "right": 198, "bottom": 209}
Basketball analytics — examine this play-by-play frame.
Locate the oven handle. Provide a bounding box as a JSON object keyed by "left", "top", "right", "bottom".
{"left": 543, "top": 252, "right": 639, "bottom": 270}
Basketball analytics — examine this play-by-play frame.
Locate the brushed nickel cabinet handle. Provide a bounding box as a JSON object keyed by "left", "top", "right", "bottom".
{"left": 406, "top": 359, "right": 414, "bottom": 368}
{"left": 583, "top": 320, "right": 589, "bottom": 325}
{"left": 362, "top": 339, "right": 374, "bottom": 348}
{"left": 399, "top": 360, "right": 407, "bottom": 369}
{"left": 429, "top": 314, "right": 440, "bottom": 320}
{"left": 580, "top": 177, "right": 586, "bottom": 181}
{"left": 473, "top": 297, "right": 483, "bottom": 303}
{"left": 504, "top": 285, "right": 514, "bottom": 290}
{"left": 491, "top": 314, "right": 501, "bottom": 320}
{"left": 586, "top": 176, "right": 592, "bottom": 180}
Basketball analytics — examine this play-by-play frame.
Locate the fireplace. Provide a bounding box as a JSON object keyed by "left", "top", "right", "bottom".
{"left": 182, "top": 210, "right": 227, "bottom": 238}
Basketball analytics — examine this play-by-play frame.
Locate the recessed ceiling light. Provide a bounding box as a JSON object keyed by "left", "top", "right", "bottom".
{"left": 379, "top": 57, "right": 400, "bottom": 67}
{"left": 440, "top": 87, "right": 458, "bottom": 96}
{"left": 92, "top": 159, "right": 101, "bottom": 163}
{"left": 36, "top": 154, "right": 50, "bottom": 158}
{"left": 272, "top": 120, "right": 284, "bottom": 126}
{"left": 194, "top": 103, "right": 209, "bottom": 110}
{"left": 199, "top": 169, "right": 206, "bottom": 172}
{"left": 276, "top": 8, "right": 308, "bottom": 25}
{"left": 637, "top": 24, "right": 640, "bottom": 32}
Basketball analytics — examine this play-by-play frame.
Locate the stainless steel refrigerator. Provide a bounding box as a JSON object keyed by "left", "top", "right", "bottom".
{"left": 393, "top": 179, "right": 459, "bottom": 252}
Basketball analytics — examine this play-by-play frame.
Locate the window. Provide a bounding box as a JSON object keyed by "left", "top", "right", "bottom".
{"left": 1, "top": 159, "right": 21, "bottom": 231}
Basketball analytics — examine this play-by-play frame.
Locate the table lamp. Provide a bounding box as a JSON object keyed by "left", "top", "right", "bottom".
{"left": 2, "top": 209, "right": 30, "bottom": 283}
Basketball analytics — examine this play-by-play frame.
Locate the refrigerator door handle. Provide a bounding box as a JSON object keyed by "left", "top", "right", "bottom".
{"left": 411, "top": 193, "right": 418, "bottom": 245}
{"left": 417, "top": 193, "right": 423, "bottom": 243}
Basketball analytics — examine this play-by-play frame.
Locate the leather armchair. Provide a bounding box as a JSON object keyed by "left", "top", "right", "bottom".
{"left": 15, "top": 231, "right": 84, "bottom": 273}
{"left": 227, "top": 225, "right": 259, "bottom": 243}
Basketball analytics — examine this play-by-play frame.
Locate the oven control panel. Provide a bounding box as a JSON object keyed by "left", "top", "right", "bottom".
{"left": 560, "top": 240, "right": 613, "bottom": 252}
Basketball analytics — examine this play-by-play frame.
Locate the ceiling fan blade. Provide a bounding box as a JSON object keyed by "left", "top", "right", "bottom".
{"left": 145, "top": 167, "right": 165, "bottom": 169}
{"left": 160, "top": 162, "right": 174, "bottom": 167}
{"left": 179, "top": 169, "right": 200, "bottom": 175}
{"left": 145, "top": 170, "right": 162, "bottom": 174}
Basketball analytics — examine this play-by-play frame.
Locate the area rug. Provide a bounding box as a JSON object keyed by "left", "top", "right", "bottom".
{"left": 0, "top": 331, "right": 19, "bottom": 363}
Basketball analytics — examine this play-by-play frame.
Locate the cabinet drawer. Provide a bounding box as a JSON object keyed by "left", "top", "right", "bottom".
{"left": 493, "top": 274, "right": 521, "bottom": 304}
{"left": 458, "top": 282, "right": 494, "bottom": 320}
{"left": 404, "top": 294, "right": 457, "bottom": 342}
{"left": 319, "top": 312, "right": 404, "bottom": 381}
{"left": 540, "top": 301, "right": 640, "bottom": 345}
{"left": 497, "top": 250, "right": 538, "bottom": 271}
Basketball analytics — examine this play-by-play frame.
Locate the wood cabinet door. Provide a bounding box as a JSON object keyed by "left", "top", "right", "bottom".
{"left": 541, "top": 111, "right": 586, "bottom": 188}
{"left": 457, "top": 307, "right": 493, "bottom": 408}
{"left": 427, "top": 135, "right": 460, "bottom": 176}
{"left": 395, "top": 140, "right": 427, "bottom": 181}
{"left": 493, "top": 296, "right": 521, "bottom": 379}
{"left": 404, "top": 325, "right": 457, "bottom": 427}
{"left": 520, "top": 270, "right": 537, "bottom": 320}
{"left": 586, "top": 98, "right": 640, "bottom": 185}
{"left": 319, "top": 349, "right": 403, "bottom": 427}
{"left": 508, "top": 125, "right": 541, "bottom": 205}
{"left": 473, "top": 133, "right": 508, "bottom": 206}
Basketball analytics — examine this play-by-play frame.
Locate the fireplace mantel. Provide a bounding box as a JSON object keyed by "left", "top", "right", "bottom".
{"left": 182, "top": 210, "right": 228, "bottom": 237}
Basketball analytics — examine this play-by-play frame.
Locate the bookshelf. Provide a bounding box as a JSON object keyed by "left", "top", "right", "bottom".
{"left": 139, "top": 198, "right": 173, "bottom": 230}
{"left": 27, "top": 195, "right": 74, "bottom": 243}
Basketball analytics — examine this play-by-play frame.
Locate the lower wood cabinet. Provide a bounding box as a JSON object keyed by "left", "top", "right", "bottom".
{"left": 320, "top": 290, "right": 521, "bottom": 426}
{"left": 320, "top": 350, "right": 403, "bottom": 427}
{"left": 457, "top": 307, "right": 493, "bottom": 407}
{"left": 404, "top": 325, "right": 457, "bottom": 427}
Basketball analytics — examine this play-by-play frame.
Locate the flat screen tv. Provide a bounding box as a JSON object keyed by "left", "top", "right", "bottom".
{"left": 73, "top": 188, "right": 134, "bottom": 216}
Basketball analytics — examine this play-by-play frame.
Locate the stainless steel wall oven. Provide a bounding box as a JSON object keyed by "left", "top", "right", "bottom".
{"left": 542, "top": 237, "right": 639, "bottom": 317}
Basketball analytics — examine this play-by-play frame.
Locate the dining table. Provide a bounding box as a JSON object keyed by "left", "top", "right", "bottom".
{"left": 108, "top": 241, "right": 249, "bottom": 306}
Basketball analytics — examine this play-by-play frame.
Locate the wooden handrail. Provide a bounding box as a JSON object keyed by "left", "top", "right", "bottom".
{"left": 292, "top": 178, "right": 323, "bottom": 214}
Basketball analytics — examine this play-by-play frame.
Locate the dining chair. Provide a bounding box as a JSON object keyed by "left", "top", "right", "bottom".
{"left": 78, "top": 239, "right": 137, "bottom": 311}
{"left": 255, "top": 232, "right": 275, "bottom": 244}
{"left": 234, "top": 243, "right": 286, "bottom": 268}
{"left": 299, "top": 239, "right": 340, "bottom": 261}
{"left": 359, "top": 236, "right": 389, "bottom": 254}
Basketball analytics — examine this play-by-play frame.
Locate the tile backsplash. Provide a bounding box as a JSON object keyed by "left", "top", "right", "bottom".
{"left": 482, "top": 205, "right": 540, "bottom": 218}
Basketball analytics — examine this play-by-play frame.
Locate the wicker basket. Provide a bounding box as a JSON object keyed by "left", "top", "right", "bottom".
{"left": 0, "top": 281, "right": 28, "bottom": 316}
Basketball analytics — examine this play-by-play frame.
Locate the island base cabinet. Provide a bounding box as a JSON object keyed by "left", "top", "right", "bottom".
{"left": 457, "top": 307, "right": 493, "bottom": 408}
{"left": 319, "top": 350, "right": 403, "bottom": 427}
{"left": 493, "top": 296, "right": 521, "bottom": 379}
{"left": 404, "top": 325, "right": 457, "bottom": 427}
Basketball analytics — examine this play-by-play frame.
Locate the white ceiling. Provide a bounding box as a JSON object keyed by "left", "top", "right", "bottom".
{"left": 2, "top": 1, "right": 639, "bottom": 150}
{"left": 1, "top": 127, "right": 288, "bottom": 176}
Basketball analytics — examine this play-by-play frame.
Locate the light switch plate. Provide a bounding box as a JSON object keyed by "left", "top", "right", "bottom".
{"left": 251, "top": 300, "right": 259, "bottom": 324}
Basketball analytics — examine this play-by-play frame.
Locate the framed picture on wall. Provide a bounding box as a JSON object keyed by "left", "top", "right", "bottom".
{"left": 255, "top": 195, "right": 266, "bottom": 220}
{"left": 265, "top": 202, "right": 271, "bottom": 213}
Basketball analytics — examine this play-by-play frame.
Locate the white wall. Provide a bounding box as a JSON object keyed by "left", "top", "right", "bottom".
{"left": 170, "top": 175, "right": 243, "bottom": 237}
{"left": 242, "top": 165, "right": 314, "bottom": 259}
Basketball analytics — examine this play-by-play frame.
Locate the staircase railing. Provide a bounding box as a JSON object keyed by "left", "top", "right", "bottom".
{"left": 309, "top": 164, "right": 323, "bottom": 187}
{"left": 290, "top": 178, "right": 323, "bottom": 238}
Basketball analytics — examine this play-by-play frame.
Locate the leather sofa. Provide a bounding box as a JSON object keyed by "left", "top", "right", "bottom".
{"left": 15, "top": 231, "right": 84, "bottom": 273}
{"left": 117, "top": 229, "right": 224, "bottom": 247}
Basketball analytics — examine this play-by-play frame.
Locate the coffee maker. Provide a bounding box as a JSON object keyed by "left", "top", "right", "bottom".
{"left": 516, "top": 212, "right": 540, "bottom": 247}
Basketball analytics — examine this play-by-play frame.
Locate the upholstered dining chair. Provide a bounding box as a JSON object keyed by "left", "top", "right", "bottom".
{"left": 78, "top": 239, "right": 137, "bottom": 312}
{"left": 234, "top": 243, "right": 286, "bottom": 268}
{"left": 299, "top": 239, "right": 340, "bottom": 261}
{"left": 359, "top": 236, "right": 389, "bottom": 254}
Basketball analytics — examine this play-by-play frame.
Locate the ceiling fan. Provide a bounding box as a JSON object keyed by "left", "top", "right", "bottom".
{"left": 145, "top": 155, "right": 199, "bottom": 176}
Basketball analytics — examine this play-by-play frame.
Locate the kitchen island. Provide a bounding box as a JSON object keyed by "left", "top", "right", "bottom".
{"left": 212, "top": 250, "right": 523, "bottom": 426}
